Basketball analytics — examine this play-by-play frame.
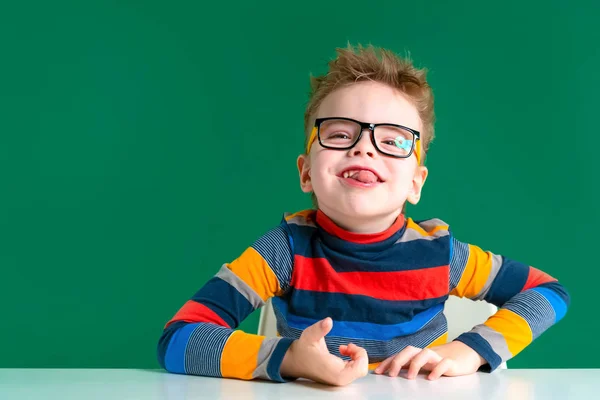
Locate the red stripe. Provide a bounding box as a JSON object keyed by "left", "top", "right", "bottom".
{"left": 316, "top": 210, "right": 405, "bottom": 244}
{"left": 165, "top": 300, "right": 230, "bottom": 329}
{"left": 291, "top": 255, "right": 449, "bottom": 301}
{"left": 522, "top": 266, "right": 556, "bottom": 292}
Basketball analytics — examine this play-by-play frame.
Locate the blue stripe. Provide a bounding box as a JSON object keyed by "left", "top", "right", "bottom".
{"left": 279, "top": 218, "right": 296, "bottom": 258}
{"left": 449, "top": 238, "right": 469, "bottom": 290}
{"left": 503, "top": 290, "right": 554, "bottom": 339}
{"left": 266, "top": 338, "right": 295, "bottom": 382}
{"left": 309, "top": 236, "right": 451, "bottom": 273}
{"left": 289, "top": 289, "right": 447, "bottom": 325}
{"left": 283, "top": 224, "right": 317, "bottom": 256}
{"left": 191, "top": 277, "right": 254, "bottom": 329}
{"left": 251, "top": 226, "right": 294, "bottom": 292}
{"left": 274, "top": 296, "right": 443, "bottom": 340}
{"left": 184, "top": 324, "right": 231, "bottom": 377}
{"left": 316, "top": 223, "right": 407, "bottom": 256}
{"left": 538, "top": 281, "right": 571, "bottom": 307}
{"left": 484, "top": 257, "right": 529, "bottom": 307}
{"left": 273, "top": 299, "right": 448, "bottom": 360}
{"left": 286, "top": 220, "right": 451, "bottom": 272}
{"left": 533, "top": 286, "right": 569, "bottom": 322}
{"left": 163, "top": 322, "right": 199, "bottom": 374}
{"left": 157, "top": 321, "right": 188, "bottom": 369}
{"left": 455, "top": 332, "right": 502, "bottom": 371}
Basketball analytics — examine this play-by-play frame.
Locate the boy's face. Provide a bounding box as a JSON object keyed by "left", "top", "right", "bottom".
{"left": 297, "top": 81, "right": 428, "bottom": 230}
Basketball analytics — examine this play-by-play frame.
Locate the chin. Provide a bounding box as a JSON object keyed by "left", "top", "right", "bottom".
{"left": 339, "top": 200, "right": 390, "bottom": 220}
{"left": 317, "top": 189, "right": 404, "bottom": 219}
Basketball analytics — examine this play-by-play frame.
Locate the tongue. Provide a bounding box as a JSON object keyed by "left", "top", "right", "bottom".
{"left": 352, "top": 170, "right": 378, "bottom": 183}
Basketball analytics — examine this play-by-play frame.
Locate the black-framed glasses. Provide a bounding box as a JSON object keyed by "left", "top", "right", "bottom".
{"left": 309, "top": 117, "right": 421, "bottom": 161}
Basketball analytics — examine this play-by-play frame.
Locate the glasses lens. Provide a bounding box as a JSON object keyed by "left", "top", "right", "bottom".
{"left": 374, "top": 125, "right": 415, "bottom": 157}
{"left": 318, "top": 119, "right": 362, "bottom": 148}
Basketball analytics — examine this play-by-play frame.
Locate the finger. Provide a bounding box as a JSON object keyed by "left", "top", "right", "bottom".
{"left": 427, "top": 358, "right": 454, "bottom": 380}
{"left": 387, "top": 346, "right": 422, "bottom": 377}
{"left": 326, "top": 344, "right": 369, "bottom": 386}
{"left": 407, "top": 349, "right": 441, "bottom": 379}
{"left": 374, "top": 356, "right": 394, "bottom": 374}
{"left": 339, "top": 345, "right": 369, "bottom": 384}
{"left": 301, "top": 317, "right": 333, "bottom": 344}
{"left": 339, "top": 344, "right": 349, "bottom": 356}
{"left": 345, "top": 343, "right": 368, "bottom": 361}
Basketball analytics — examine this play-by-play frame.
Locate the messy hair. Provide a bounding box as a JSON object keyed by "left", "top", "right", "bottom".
{"left": 303, "top": 44, "right": 435, "bottom": 211}
{"left": 304, "top": 44, "right": 435, "bottom": 163}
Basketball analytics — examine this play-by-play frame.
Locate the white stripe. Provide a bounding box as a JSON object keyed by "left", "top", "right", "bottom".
{"left": 273, "top": 306, "right": 447, "bottom": 361}
{"left": 450, "top": 238, "right": 469, "bottom": 290}
{"left": 216, "top": 265, "right": 265, "bottom": 309}
{"left": 504, "top": 290, "right": 555, "bottom": 339}
{"left": 184, "top": 324, "right": 232, "bottom": 376}
{"left": 251, "top": 226, "right": 294, "bottom": 292}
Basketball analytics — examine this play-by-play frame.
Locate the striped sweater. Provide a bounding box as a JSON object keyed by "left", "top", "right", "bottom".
{"left": 157, "top": 209, "right": 570, "bottom": 382}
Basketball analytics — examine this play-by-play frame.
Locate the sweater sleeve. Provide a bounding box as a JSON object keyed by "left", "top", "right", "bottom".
{"left": 448, "top": 236, "right": 570, "bottom": 371}
{"left": 157, "top": 225, "right": 295, "bottom": 382}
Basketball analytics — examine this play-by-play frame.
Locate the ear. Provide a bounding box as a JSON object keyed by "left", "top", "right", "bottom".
{"left": 406, "top": 165, "right": 428, "bottom": 205}
{"left": 297, "top": 154, "right": 313, "bottom": 193}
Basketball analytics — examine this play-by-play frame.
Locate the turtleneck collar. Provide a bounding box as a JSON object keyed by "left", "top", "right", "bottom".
{"left": 315, "top": 209, "right": 406, "bottom": 245}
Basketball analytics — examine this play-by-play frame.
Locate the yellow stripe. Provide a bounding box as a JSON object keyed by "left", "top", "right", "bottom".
{"left": 227, "top": 247, "right": 281, "bottom": 301}
{"left": 427, "top": 332, "right": 448, "bottom": 348}
{"left": 284, "top": 209, "right": 315, "bottom": 222}
{"left": 221, "top": 331, "right": 264, "bottom": 379}
{"left": 484, "top": 308, "right": 532, "bottom": 357}
{"left": 368, "top": 362, "right": 381, "bottom": 371}
{"left": 406, "top": 218, "right": 449, "bottom": 237}
{"left": 405, "top": 219, "right": 427, "bottom": 236}
{"left": 306, "top": 126, "right": 317, "bottom": 154}
{"left": 428, "top": 225, "right": 449, "bottom": 235}
{"left": 450, "top": 244, "right": 492, "bottom": 299}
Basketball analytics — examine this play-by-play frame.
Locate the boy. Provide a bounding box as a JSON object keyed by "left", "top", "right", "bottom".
{"left": 157, "top": 45, "right": 570, "bottom": 386}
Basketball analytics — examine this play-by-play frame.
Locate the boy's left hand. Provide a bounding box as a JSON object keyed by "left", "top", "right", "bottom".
{"left": 374, "top": 341, "right": 486, "bottom": 380}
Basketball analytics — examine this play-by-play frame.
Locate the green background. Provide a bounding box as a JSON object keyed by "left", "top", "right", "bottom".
{"left": 1, "top": 0, "right": 597, "bottom": 369}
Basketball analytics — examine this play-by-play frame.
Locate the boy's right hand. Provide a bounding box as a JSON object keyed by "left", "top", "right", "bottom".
{"left": 279, "top": 317, "right": 368, "bottom": 386}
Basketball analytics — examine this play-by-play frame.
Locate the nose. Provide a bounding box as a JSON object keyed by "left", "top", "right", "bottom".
{"left": 349, "top": 129, "right": 376, "bottom": 158}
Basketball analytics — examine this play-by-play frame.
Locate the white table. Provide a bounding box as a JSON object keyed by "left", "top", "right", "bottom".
{"left": 0, "top": 369, "right": 597, "bottom": 399}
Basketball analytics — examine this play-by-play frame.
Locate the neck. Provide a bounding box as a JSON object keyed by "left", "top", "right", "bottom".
{"left": 317, "top": 206, "right": 403, "bottom": 234}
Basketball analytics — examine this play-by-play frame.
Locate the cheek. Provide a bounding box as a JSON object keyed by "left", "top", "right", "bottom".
{"left": 311, "top": 152, "right": 337, "bottom": 176}
{"left": 387, "top": 165, "right": 415, "bottom": 188}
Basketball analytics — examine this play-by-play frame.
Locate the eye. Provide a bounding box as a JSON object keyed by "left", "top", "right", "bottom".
{"left": 329, "top": 132, "right": 351, "bottom": 139}
{"left": 394, "top": 137, "right": 413, "bottom": 150}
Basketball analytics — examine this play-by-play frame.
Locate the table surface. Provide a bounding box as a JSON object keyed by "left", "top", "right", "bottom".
{"left": 0, "top": 368, "right": 598, "bottom": 400}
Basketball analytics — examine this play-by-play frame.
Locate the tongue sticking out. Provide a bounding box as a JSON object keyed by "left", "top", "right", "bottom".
{"left": 350, "top": 170, "right": 379, "bottom": 183}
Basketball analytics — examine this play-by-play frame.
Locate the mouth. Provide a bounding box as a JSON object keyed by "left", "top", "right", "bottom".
{"left": 338, "top": 166, "right": 384, "bottom": 186}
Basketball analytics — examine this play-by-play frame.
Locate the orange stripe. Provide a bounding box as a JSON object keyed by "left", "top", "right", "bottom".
{"left": 484, "top": 308, "right": 532, "bottom": 357}
{"left": 227, "top": 247, "right": 281, "bottom": 301}
{"left": 284, "top": 209, "right": 316, "bottom": 222}
{"left": 522, "top": 266, "right": 557, "bottom": 291}
{"left": 368, "top": 362, "right": 381, "bottom": 371}
{"left": 165, "top": 301, "right": 229, "bottom": 329}
{"left": 220, "top": 331, "right": 265, "bottom": 379}
{"left": 427, "top": 332, "right": 448, "bottom": 348}
{"left": 451, "top": 244, "right": 492, "bottom": 299}
{"left": 405, "top": 219, "right": 449, "bottom": 237}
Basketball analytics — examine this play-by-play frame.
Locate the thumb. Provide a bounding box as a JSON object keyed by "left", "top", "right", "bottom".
{"left": 301, "top": 317, "right": 333, "bottom": 344}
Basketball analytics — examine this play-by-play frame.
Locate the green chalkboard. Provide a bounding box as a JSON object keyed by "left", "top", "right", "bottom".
{"left": 1, "top": 0, "right": 598, "bottom": 369}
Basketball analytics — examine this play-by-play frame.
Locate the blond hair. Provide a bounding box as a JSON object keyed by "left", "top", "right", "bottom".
{"left": 304, "top": 44, "right": 435, "bottom": 164}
